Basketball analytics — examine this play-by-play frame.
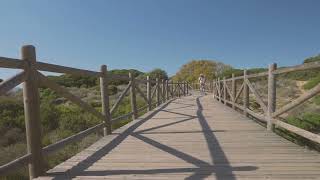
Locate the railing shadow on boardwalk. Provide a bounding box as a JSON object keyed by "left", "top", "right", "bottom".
{"left": 47, "top": 96, "right": 257, "bottom": 180}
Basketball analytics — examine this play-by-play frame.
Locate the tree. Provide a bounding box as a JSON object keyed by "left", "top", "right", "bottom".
{"left": 145, "top": 68, "right": 168, "bottom": 80}
{"left": 172, "top": 60, "right": 231, "bottom": 82}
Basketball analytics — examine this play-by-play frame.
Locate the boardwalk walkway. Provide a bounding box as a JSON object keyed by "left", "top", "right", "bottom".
{"left": 37, "top": 95, "right": 320, "bottom": 180}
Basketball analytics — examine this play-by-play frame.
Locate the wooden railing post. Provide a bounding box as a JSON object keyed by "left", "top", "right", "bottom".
{"left": 243, "top": 69, "right": 249, "bottom": 116}
{"left": 186, "top": 82, "right": 189, "bottom": 95}
{"left": 182, "top": 82, "right": 185, "bottom": 96}
{"left": 165, "top": 80, "right": 169, "bottom": 101}
{"left": 22, "top": 45, "right": 44, "bottom": 179}
{"left": 162, "top": 79, "right": 165, "bottom": 102}
{"left": 178, "top": 82, "right": 181, "bottom": 97}
{"left": 156, "top": 78, "right": 160, "bottom": 106}
{"left": 147, "top": 76, "right": 152, "bottom": 111}
{"left": 267, "top": 63, "right": 277, "bottom": 131}
{"left": 218, "top": 78, "right": 222, "bottom": 102}
{"left": 129, "top": 72, "right": 138, "bottom": 119}
{"left": 172, "top": 82, "right": 174, "bottom": 97}
{"left": 100, "top": 65, "right": 111, "bottom": 135}
{"left": 223, "top": 77, "right": 227, "bottom": 104}
{"left": 212, "top": 80, "right": 215, "bottom": 98}
{"left": 231, "top": 73, "right": 236, "bottom": 109}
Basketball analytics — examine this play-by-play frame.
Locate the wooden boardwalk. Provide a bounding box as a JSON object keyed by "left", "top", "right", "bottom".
{"left": 37, "top": 95, "right": 320, "bottom": 180}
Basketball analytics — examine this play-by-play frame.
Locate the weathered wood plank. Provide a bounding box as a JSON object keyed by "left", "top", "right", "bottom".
{"left": 0, "top": 71, "right": 27, "bottom": 95}
{"left": 245, "top": 78, "right": 268, "bottom": 113}
{"left": 234, "top": 82, "right": 244, "bottom": 102}
{"left": 275, "top": 120, "right": 320, "bottom": 144}
{"left": 110, "top": 82, "right": 131, "bottom": 115}
{"left": 0, "top": 154, "right": 31, "bottom": 175}
{"left": 36, "top": 61, "right": 100, "bottom": 77}
{"left": 273, "top": 61, "right": 320, "bottom": 75}
{"left": 43, "top": 123, "right": 105, "bottom": 155}
{"left": 37, "top": 95, "right": 320, "bottom": 180}
{"left": 0, "top": 56, "right": 26, "bottom": 69}
{"left": 273, "top": 82, "right": 320, "bottom": 117}
{"left": 135, "top": 85, "right": 148, "bottom": 103}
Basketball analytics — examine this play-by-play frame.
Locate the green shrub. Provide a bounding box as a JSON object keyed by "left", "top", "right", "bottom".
{"left": 303, "top": 75, "right": 320, "bottom": 90}
{"left": 0, "top": 97, "right": 25, "bottom": 131}
{"left": 58, "top": 105, "right": 100, "bottom": 133}
{"left": 286, "top": 113, "right": 320, "bottom": 133}
{"left": 108, "top": 85, "right": 118, "bottom": 95}
{"left": 313, "top": 95, "right": 320, "bottom": 105}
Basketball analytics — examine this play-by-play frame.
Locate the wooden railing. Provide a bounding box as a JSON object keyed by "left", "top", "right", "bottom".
{"left": 0, "top": 45, "right": 190, "bottom": 179}
{"left": 212, "top": 61, "right": 320, "bottom": 144}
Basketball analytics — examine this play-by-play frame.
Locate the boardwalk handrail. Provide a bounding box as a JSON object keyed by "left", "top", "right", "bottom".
{"left": 212, "top": 61, "right": 320, "bottom": 145}
{"left": 0, "top": 45, "right": 190, "bottom": 179}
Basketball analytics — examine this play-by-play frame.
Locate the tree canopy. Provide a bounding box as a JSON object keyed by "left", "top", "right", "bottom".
{"left": 144, "top": 68, "right": 168, "bottom": 80}
{"left": 172, "top": 60, "right": 231, "bottom": 82}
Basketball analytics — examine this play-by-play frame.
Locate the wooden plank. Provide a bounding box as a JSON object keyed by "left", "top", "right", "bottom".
{"left": 43, "top": 123, "right": 105, "bottom": 155}
{"left": 246, "top": 108, "right": 267, "bottom": 122}
{"left": 147, "top": 76, "right": 152, "bottom": 111}
{"left": 233, "top": 102, "right": 245, "bottom": 110}
{"left": 247, "top": 71, "right": 268, "bottom": 78}
{"left": 275, "top": 120, "right": 320, "bottom": 144}
{"left": 151, "top": 85, "right": 157, "bottom": 99}
{"left": 243, "top": 70, "right": 249, "bottom": 116}
{"left": 273, "top": 82, "right": 320, "bottom": 117}
{"left": 37, "top": 95, "right": 320, "bottom": 180}
{"left": 0, "top": 56, "right": 26, "bottom": 69}
{"left": 100, "top": 65, "right": 111, "bottom": 135}
{"left": 135, "top": 79, "right": 148, "bottom": 84}
{"left": 21, "top": 45, "right": 44, "bottom": 179}
{"left": 110, "top": 82, "right": 132, "bottom": 115}
{"left": 162, "top": 80, "right": 166, "bottom": 101}
{"left": 156, "top": 78, "right": 160, "bottom": 106}
{"left": 223, "top": 77, "right": 227, "bottom": 104}
{"left": 109, "top": 74, "right": 130, "bottom": 81}
{"left": 267, "top": 63, "right": 277, "bottom": 131}
{"left": 231, "top": 71, "right": 268, "bottom": 81}
{"left": 36, "top": 61, "right": 100, "bottom": 77}
{"left": 138, "top": 105, "right": 149, "bottom": 112}
{"left": 135, "top": 85, "right": 148, "bottom": 103}
{"left": 245, "top": 78, "right": 268, "bottom": 114}
{"left": 129, "top": 73, "right": 138, "bottom": 120}
{"left": 111, "top": 112, "right": 134, "bottom": 123}
{"left": 38, "top": 72, "right": 105, "bottom": 121}
{"left": 0, "top": 154, "right": 31, "bottom": 175}
{"left": 273, "top": 61, "right": 320, "bottom": 75}
{"left": 225, "top": 81, "right": 234, "bottom": 101}
{"left": 231, "top": 74, "right": 236, "bottom": 109}
{"left": 234, "top": 82, "right": 244, "bottom": 102}
{"left": 0, "top": 71, "right": 27, "bottom": 95}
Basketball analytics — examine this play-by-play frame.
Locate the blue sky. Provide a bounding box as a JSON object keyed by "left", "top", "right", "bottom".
{"left": 0, "top": 0, "right": 320, "bottom": 79}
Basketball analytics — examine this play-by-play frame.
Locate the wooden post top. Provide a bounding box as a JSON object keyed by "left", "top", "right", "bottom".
{"left": 21, "top": 45, "right": 36, "bottom": 62}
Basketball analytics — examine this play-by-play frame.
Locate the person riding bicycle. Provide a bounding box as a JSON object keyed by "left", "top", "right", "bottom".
{"left": 198, "top": 74, "right": 206, "bottom": 94}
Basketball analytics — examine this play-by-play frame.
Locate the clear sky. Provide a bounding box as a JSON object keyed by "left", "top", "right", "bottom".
{"left": 0, "top": 0, "right": 320, "bottom": 79}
